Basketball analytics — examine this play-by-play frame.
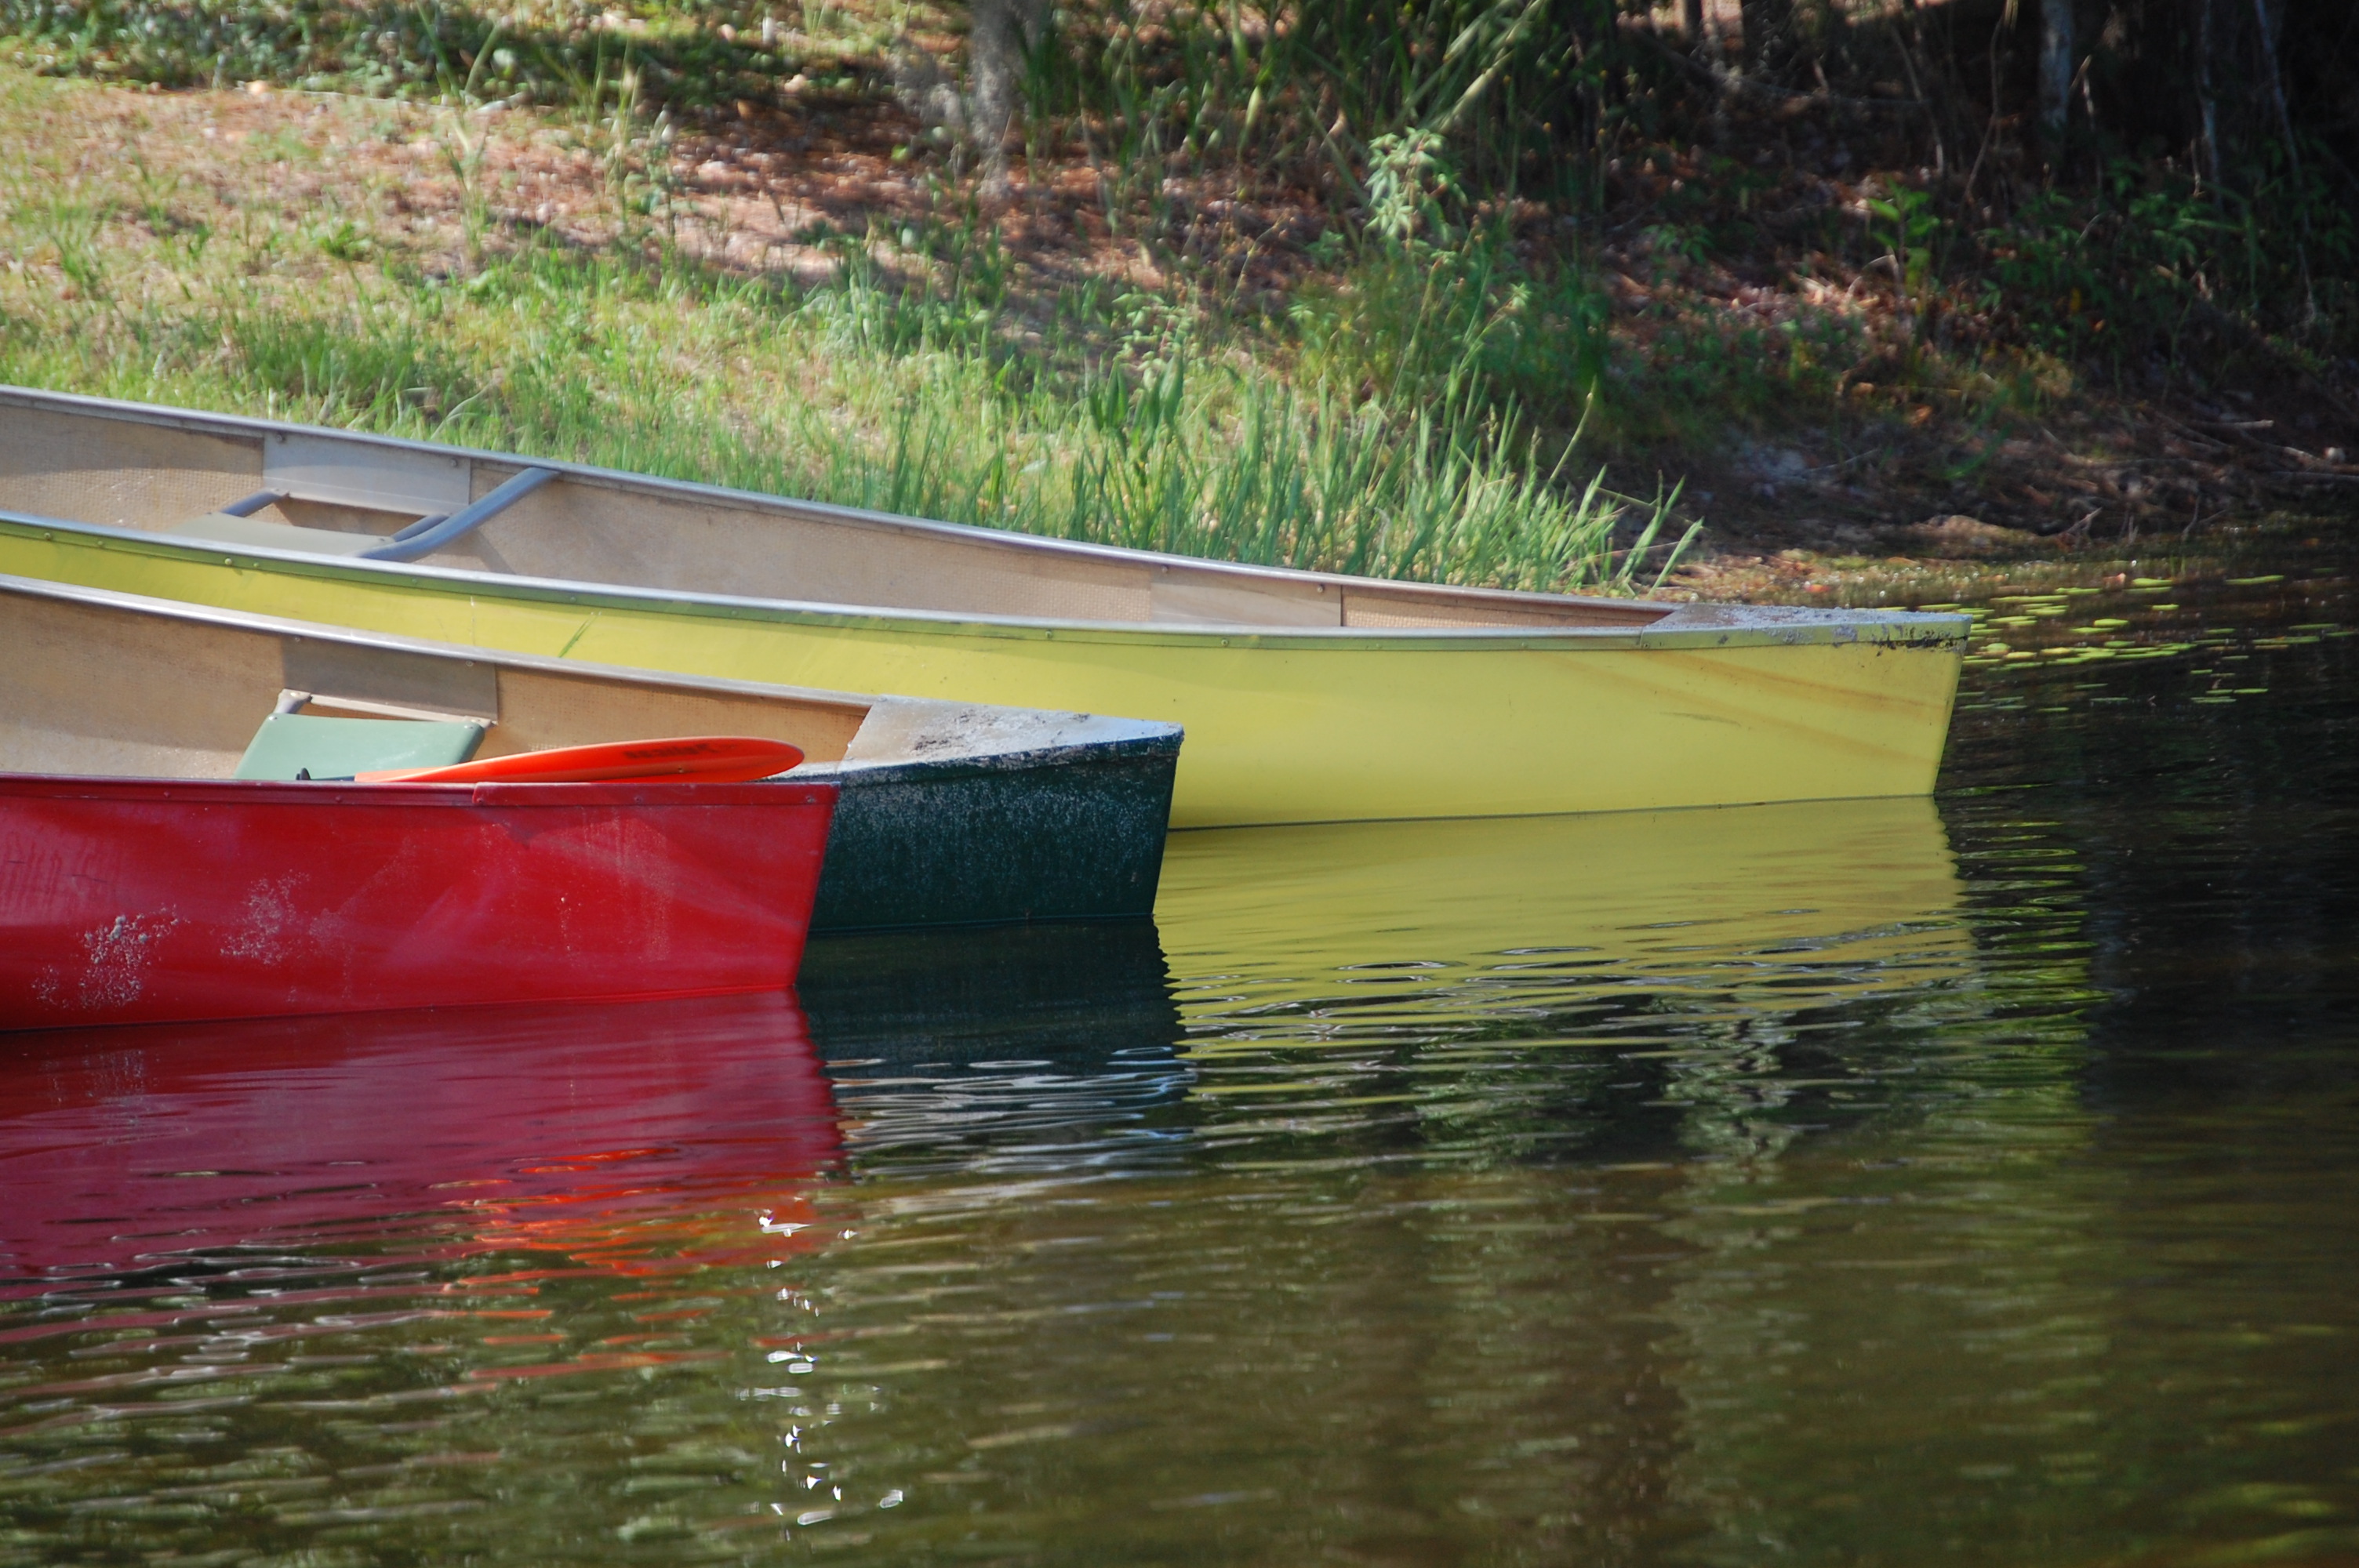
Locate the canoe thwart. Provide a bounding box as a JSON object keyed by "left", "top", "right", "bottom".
{"left": 362, "top": 466, "right": 557, "bottom": 562}
{"left": 219, "top": 489, "right": 285, "bottom": 517}
{"left": 164, "top": 466, "right": 559, "bottom": 563}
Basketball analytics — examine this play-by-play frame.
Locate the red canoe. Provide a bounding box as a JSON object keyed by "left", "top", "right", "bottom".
{"left": 0, "top": 775, "right": 837, "bottom": 1030}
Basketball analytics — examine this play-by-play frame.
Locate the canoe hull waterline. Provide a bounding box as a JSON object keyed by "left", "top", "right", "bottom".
{"left": 0, "top": 573, "right": 1178, "bottom": 931}
{"left": 0, "top": 388, "right": 1968, "bottom": 826}
{"left": 0, "top": 776, "right": 835, "bottom": 1030}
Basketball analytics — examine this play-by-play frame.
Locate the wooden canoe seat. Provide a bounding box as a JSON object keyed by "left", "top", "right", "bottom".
{"left": 169, "top": 467, "right": 558, "bottom": 563}
{"left": 235, "top": 713, "right": 488, "bottom": 781}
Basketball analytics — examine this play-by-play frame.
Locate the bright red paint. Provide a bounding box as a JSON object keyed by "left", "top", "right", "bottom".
{"left": 0, "top": 775, "right": 838, "bottom": 1029}
{"left": 0, "top": 990, "right": 843, "bottom": 1280}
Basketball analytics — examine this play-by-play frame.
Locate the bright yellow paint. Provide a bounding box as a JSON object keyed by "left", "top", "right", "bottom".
{"left": 0, "top": 523, "right": 1965, "bottom": 827}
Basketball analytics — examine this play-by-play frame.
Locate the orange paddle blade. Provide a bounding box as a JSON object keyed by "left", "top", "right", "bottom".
{"left": 359, "top": 736, "right": 805, "bottom": 785}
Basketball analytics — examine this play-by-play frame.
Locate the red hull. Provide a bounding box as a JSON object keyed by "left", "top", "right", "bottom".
{"left": 0, "top": 775, "right": 837, "bottom": 1029}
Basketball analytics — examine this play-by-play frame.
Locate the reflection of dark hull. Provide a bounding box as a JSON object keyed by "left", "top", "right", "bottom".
{"left": 799, "top": 922, "right": 1188, "bottom": 1171}
{"left": 0, "top": 992, "right": 841, "bottom": 1279}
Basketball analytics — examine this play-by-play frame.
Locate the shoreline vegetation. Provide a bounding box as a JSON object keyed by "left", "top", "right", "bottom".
{"left": 2, "top": 0, "right": 2355, "bottom": 604}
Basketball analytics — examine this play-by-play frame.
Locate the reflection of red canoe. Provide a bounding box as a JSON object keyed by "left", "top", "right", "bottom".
{"left": 0, "top": 775, "right": 836, "bottom": 1030}
{"left": 0, "top": 991, "right": 843, "bottom": 1281}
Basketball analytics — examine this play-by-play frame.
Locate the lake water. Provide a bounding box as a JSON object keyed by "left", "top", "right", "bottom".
{"left": 5, "top": 546, "right": 2357, "bottom": 1567}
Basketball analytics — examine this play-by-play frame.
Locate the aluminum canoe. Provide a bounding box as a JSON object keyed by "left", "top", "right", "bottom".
{"left": 0, "top": 386, "right": 1966, "bottom": 826}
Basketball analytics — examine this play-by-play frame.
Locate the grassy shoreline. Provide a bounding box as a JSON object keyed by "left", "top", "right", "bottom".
{"left": 1, "top": 67, "right": 1704, "bottom": 599}
{"left": 2, "top": 49, "right": 2352, "bottom": 608}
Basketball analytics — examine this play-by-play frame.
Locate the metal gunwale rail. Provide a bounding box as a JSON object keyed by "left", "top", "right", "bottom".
{"left": 0, "top": 511, "right": 1969, "bottom": 654}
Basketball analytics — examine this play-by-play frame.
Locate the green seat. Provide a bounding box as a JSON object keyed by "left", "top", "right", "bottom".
{"left": 236, "top": 713, "right": 487, "bottom": 781}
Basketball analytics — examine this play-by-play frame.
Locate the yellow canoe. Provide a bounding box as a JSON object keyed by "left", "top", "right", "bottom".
{"left": 0, "top": 387, "right": 1966, "bottom": 827}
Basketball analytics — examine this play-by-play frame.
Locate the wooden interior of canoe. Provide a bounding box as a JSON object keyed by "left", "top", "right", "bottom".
{"left": 0, "top": 392, "right": 1673, "bottom": 633}
{"left": 0, "top": 573, "right": 871, "bottom": 782}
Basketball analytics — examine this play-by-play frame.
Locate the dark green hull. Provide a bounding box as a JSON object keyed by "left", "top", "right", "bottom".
{"left": 813, "top": 732, "right": 1178, "bottom": 932}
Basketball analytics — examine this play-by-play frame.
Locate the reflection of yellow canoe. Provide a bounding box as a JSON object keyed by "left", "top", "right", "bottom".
{"left": 0, "top": 389, "right": 1967, "bottom": 826}
{"left": 1157, "top": 797, "right": 1969, "bottom": 1036}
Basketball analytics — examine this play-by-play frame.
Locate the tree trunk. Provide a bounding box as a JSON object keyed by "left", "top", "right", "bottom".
{"left": 1741, "top": 0, "right": 1793, "bottom": 72}
{"left": 2248, "top": 0, "right": 2297, "bottom": 156}
{"left": 1682, "top": 0, "right": 1707, "bottom": 48}
{"left": 2248, "top": 0, "right": 2316, "bottom": 321}
{"left": 967, "top": 0, "right": 1045, "bottom": 199}
{"left": 2194, "top": 0, "right": 2220, "bottom": 189}
{"left": 2037, "top": 0, "right": 2074, "bottom": 147}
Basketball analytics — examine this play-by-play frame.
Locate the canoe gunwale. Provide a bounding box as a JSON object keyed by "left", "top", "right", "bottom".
{"left": 0, "top": 773, "right": 841, "bottom": 809}
{"left": 2, "top": 512, "right": 1972, "bottom": 654}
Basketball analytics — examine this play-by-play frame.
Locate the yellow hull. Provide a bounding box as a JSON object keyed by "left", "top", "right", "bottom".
{"left": 0, "top": 521, "right": 1961, "bottom": 827}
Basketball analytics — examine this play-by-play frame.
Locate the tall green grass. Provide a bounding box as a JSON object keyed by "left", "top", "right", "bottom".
{"left": 2, "top": 227, "right": 1686, "bottom": 593}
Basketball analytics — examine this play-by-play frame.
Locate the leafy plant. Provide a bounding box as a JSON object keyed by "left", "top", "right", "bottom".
{"left": 1866, "top": 183, "right": 1939, "bottom": 301}
{"left": 1365, "top": 129, "right": 1460, "bottom": 249}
